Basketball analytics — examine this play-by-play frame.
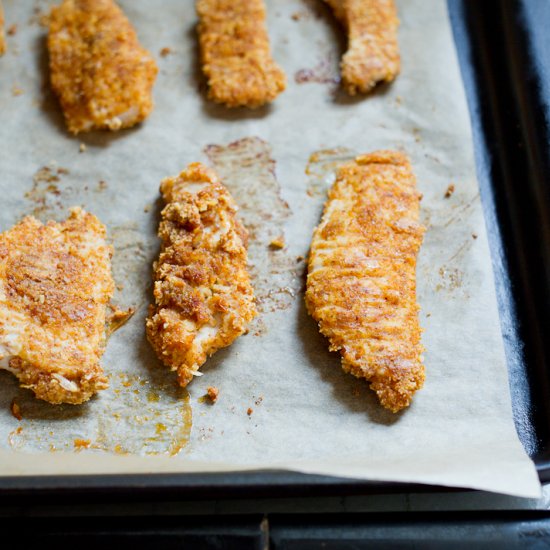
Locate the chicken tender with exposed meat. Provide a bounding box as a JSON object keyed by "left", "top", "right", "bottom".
{"left": 0, "top": 208, "right": 114, "bottom": 404}
{"left": 305, "top": 151, "right": 425, "bottom": 412}
{"left": 325, "top": 0, "right": 400, "bottom": 95}
{"left": 146, "top": 163, "right": 256, "bottom": 387}
{"left": 48, "top": 0, "right": 158, "bottom": 134}
{"left": 196, "top": 0, "right": 286, "bottom": 108}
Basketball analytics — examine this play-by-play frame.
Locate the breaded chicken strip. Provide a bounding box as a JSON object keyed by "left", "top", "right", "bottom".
{"left": 0, "top": 2, "right": 6, "bottom": 56}
{"left": 146, "top": 163, "right": 256, "bottom": 387}
{"left": 196, "top": 0, "right": 286, "bottom": 108}
{"left": 325, "top": 0, "right": 400, "bottom": 95}
{"left": 48, "top": 0, "right": 158, "bottom": 134}
{"left": 305, "top": 151, "right": 425, "bottom": 412}
{"left": 0, "top": 208, "right": 114, "bottom": 404}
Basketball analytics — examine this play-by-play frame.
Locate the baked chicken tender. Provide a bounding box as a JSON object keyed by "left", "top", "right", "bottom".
{"left": 325, "top": 0, "right": 400, "bottom": 95}
{"left": 146, "top": 163, "right": 256, "bottom": 387}
{"left": 48, "top": 0, "right": 158, "bottom": 134}
{"left": 196, "top": 0, "right": 286, "bottom": 108}
{"left": 0, "top": 208, "right": 114, "bottom": 404}
{"left": 305, "top": 151, "right": 425, "bottom": 412}
{"left": 0, "top": 2, "right": 5, "bottom": 56}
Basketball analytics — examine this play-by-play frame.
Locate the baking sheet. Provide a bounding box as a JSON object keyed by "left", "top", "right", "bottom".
{"left": 0, "top": 0, "right": 541, "bottom": 498}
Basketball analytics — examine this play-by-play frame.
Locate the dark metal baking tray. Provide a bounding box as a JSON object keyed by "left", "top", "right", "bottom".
{"left": 1, "top": 0, "right": 549, "bottom": 502}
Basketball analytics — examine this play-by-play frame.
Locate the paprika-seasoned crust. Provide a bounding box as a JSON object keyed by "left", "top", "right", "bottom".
{"left": 146, "top": 163, "right": 256, "bottom": 387}
{"left": 305, "top": 151, "right": 425, "bottom": 412}
{"left": 0, "top": 208, "right": 114, "bottom": 404}
{"left": 325, "top": 0, "right": 400, "bottom": 95}
{"left": 0, "top": 2, "right": 6, "bottom": 56}
{"left": 196, "top": 0, "right": 286, "bottom": 108}
{"left": 48, "top": 0, "right": 158, "bottom": 134}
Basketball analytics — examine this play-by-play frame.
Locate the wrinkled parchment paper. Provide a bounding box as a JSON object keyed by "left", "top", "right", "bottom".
{"left": 0, "top": 0, "right": 541, "bottom": 497}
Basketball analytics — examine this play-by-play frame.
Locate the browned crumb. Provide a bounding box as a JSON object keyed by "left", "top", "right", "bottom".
{"left": 48, "top": 0, "right": 158, "bottom": 134}
{"left": 57, "top": 167, "right": 70, "bottom": 176}
{"left": 472, "top": 233, "right": 478, "bottom": 240}
{"left": 160, "top": 47, "right": 172, "bottom": 57}
{"left": 10, "top": 400, "right": 22, "bottom": 421}
{"left": 296, "top": 255, "right": 305, "bottom": 263}
{"left": 206, "top": 386, "right": 219, "bottom": 403}
{"left": 254, "top": 396, "right": 263, "bottom": 406}
{"left": 146, "top": 163, "right": 256, "bottom": 387}
{"left": 196, "top": 0, "right": 286, "bottom": 108}
{"left": 325, "top": 0, "right": 400, "bottom": 95}
{"left": 74, "top": 438, "right": 91, "bottom": 449}
{"left": 98, "top": 180, "right": 108, "bottom": 191}
{"left": 305, "top": 151, "right": 425, "bottom": 413}
{"left": 106, "top": 306, "right": 135, "bottom": 337}
{"left": 7, "top": 23, "right": 17, "bottom": 36}
{"left": 445, "top": 183, "right": 455, "bottom": 198}
{"left": 143, "top": 204, "right": 152, "bottom": 213}
{"left": 247, "top": 407, "right": 253, "bottom": 416}
{"left": 269, "top": 236, "right": 285, "bottom": 249}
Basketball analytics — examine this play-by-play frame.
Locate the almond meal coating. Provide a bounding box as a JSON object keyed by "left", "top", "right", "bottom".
{"left": 0, "top": 208, "right": 114, "bottom": 404}
{"left": 48, "top": 0, "right": 158, "bottom": 134}
{"left": 325, "top": 0, "right": 400, "bottom": 95}
{"left": 146, "top": 163, "right": 256, "bottom": 387}
{"left": 196, "top": 0, "right": 286, "bottom": 108}
{"left": 305, "top": 151, "right": 425, "bottom": 412}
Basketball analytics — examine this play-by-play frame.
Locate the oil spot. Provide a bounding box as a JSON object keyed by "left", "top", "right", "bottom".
{"left": 8, "top": 373, "right": 192, "bottom": 456}
{"left": 305, "top": 147, "right": 355, "bottom": 197}
{"left": 295, "top": 54, "right": 340, "bottom": 90}
{"left": 204, "top": 137, "right": 302, "bottom": 315}
{"left": 109, "top": 222, "right": 153, "bottom": 307}
{"left": 436, "top": 266, "right": 463, "bottom": 292}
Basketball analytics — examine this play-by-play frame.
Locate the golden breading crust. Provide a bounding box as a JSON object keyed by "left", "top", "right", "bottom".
{"left": 146, "top": 163, "right": 256, "bottom": 387}
{"left": 305, "top": 151, "right": 425, "bottom": 412}
{"left": 0, "top": 208, "right": 114, "bottom": 404}
{"left": 0, "top": 2, "right": 5, "bottom": 56}
{"left": 196, "top": 0, "right": 286, "bottom": 108}
{"left": 325, "top": 0, "right": 400, "bottom": 95}
{"left": 48, "top": 0, "right": 158, "bottom": 134}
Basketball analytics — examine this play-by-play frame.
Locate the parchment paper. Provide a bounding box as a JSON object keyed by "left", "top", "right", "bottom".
{"left": 0, "top": 0, "right": 541, "bottom": 498}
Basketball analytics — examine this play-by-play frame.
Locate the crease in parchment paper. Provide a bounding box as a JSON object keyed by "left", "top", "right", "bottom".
{"left": 0, "top": 0, "right": 541, "bottom": 498}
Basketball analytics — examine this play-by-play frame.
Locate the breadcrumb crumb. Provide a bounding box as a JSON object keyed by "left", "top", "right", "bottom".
{"left": 206, "top": 386, "right": 219, "bottom": 403}
{"left": 10, "top": 400, "right": 22, "bottom": 421}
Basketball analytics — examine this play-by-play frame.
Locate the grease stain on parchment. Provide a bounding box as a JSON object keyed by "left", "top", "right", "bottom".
{"left": 305, "top": 147, "right": 355, "bottom": 197}
{"left": 109, "top": 222, "right": 154, "bottom": 307}
{"left": 7, "top": 374, "right": 192, "bottom": 456}
{"left": 205, "top": 137, "right": 302, "bottom": 315}
{"left": 25, "top": 163, "right": 109, "bottom": 221}
{"left": 295, "top": 54, "right": 340, "bottom": 90}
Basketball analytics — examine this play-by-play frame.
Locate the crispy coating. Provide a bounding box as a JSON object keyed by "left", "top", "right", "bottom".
{"left": 0, "top": 2, "right": 5, "bottom": 56}
{"left": 48, "top": 0, "right": 158, "bottom": 134}
{"left": 305, "top": 151, "right": 425, "bottom": 412}
{"left": 0, "top": 208, "right": 114, "bottom": 404}
{"left": 196, "top": 0, "right": 286, "bottom": 108}
{"left": 325, "top": 0, "right": 400, "bottom": 95}
{"left": 146, "top": 163, "right": 256, "bottom": 387}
